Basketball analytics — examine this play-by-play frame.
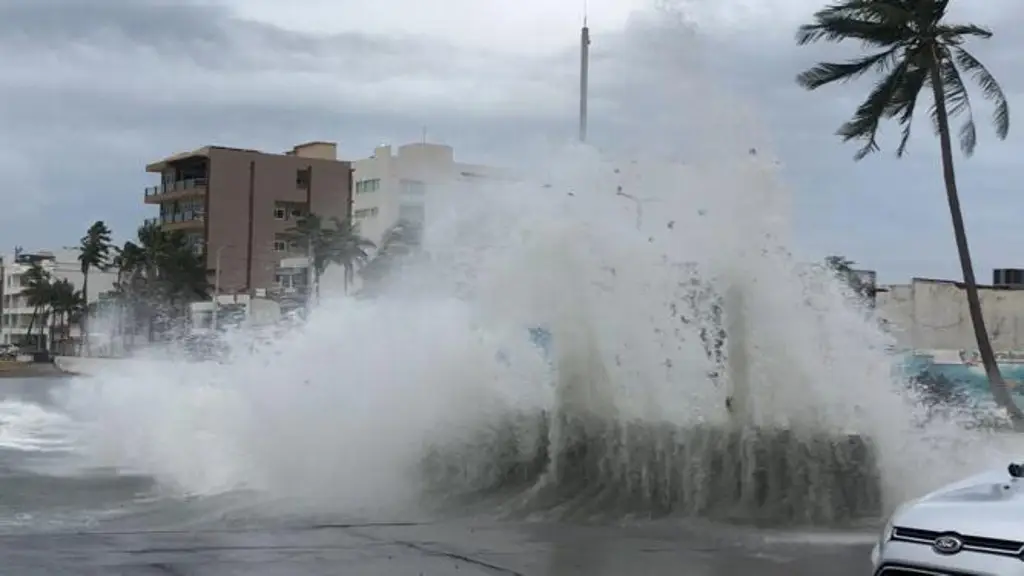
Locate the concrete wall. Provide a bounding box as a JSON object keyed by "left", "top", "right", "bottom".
{"left": 876, "top": 278, "right": 1024, "bottom": 352}
{"left": 54, "top": 356, "right": 169, "bottom": 377}
{"left": 875, "top": 284, "right": 913, "bottom": 349}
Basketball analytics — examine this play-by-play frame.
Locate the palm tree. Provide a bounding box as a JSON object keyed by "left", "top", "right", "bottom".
{"left": 825, "top": 255, "right": 874, "bottom": 301}
{"left": 358, "top": 222, "right": 416, "bottom": 295}
{"left": 21, "top": 263, "right": 53, "bottom": 352}
{"left": 288, "top": 213, "right": 326, "bottom": 302}
{"left": 326, "top": 217, "right": 376, "bottom": 294}
{"left": 103, "top": 223, "right": 209, "bottom": 345}
{"left": 128, "top": 222, "right": 209, "bottom": 340}
{"left": 110, "top": 240, "right": 146, "bottom": 351}
{"left": 47, "top": 279, "right": 83, "bottom": 355}
{"left": 289, "top": 214, "right": 375, "bottom": 299}
{"left": 795, "top": 0, "right": 1019, "bottom": 426}
{"left": 78, "top": 221, "right": 113, "bottom": 355}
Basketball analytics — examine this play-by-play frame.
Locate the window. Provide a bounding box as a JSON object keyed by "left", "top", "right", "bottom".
{"left": 274, "top": 206, "right": 286, "bottom": 220}
{"left": 354, "top": 207, "right": 379, "bottom": 219}
{"left": 400, "top": 179, "right": 426, "bottom": 196}
{"left": 399, "top": 204, "right": 425, "bottom": 222}
{"left": 297, "top": 168, "right": 311, "bottom": 189}
{"left": 273, "top": 240, "right": 287, "bottom": 252}
{"left": 290, "top": 207, "right": 304, "bottom": 219}
{"left": 288, "top": 239, "right": 300, "bottom": 251}
{"left": 356, "top": 178, "right": 380, "bottom": 194}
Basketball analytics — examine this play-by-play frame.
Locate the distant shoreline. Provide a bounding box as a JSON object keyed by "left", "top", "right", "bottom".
{"left": 0, "top": 361, "right": 75, "bottom": 379}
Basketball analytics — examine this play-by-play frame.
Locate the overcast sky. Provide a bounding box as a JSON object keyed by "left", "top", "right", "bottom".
{"left": 0, "top": 0, "right": 1021, "bottom": 282}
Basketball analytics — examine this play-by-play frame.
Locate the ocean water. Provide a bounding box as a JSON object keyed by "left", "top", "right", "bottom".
{"left": 0, "top": 379, "right": 880, "bottom": 576}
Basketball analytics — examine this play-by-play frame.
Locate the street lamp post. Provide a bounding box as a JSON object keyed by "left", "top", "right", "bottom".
{"left": 305, "top": 239, "right": 315, "bottom": 315}
{"left": 212, "top": 244, "right": 230, "bottom": 331}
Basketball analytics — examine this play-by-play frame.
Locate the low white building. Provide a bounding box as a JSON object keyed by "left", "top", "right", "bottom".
{"left": 0, "top": 248, "right": 117, "bottom": 350}
{"left": 189, "top": 294, "right": 282, "bottom": 333}
{"left": 876, "top": 276, "right": 1024, "bottom": 352}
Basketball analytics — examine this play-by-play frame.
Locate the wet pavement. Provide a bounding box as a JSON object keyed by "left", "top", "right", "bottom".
{"left": 0, "top": 519, "right": 876, "bottom": 575}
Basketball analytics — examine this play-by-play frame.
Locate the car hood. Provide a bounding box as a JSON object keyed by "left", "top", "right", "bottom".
{"left": 894, "top": 469, "right": 1024, "bottom": 541}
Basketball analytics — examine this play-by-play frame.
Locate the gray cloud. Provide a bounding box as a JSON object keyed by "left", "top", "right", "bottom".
{"left": 0, "top": 0, "right": 1022, "bottom": 284}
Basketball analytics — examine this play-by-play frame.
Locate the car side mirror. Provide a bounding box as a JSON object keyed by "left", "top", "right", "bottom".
{"left": 1008, "top": 463, "right": 1024, "bottom": 478}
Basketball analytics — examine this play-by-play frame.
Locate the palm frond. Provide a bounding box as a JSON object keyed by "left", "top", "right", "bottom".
{"left": 796, "top": 0, "right": 913, "bottom": 46}
{"left": 796, "top": 18, "right": 907, "bottom": 47}
{"left": 933, "top": 56, "right": 978, "bottom": 155}
{"left": 836, "top": 59, "right": 911, "bottom": 159}
{"left": 796, "top": 47, "right": 898, "bottom": 90}
{"left": 936, "top": 23, "right": 992, "bottom": 42}
{"left": 953, "top": 47, "right": 1010, "bottom": 139}
{"left": 925, "top": 0, "right": 952, "bottom": 25}
{"left": 887, "top": 65, "right": 929, "bottom": 156}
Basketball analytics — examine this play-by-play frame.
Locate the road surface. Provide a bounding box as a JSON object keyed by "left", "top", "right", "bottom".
{"left": 0, "top": 519, "right": 875, "bottom": 575}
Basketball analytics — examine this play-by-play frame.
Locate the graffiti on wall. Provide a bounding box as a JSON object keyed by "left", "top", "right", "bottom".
{"left": 906, "top": 349, "right": 1024, "bottom": 405}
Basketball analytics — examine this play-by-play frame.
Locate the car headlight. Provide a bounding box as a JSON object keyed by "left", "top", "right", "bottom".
{"left": 880, "top": 514, "right": 895, "bottom": 546}
{"left": 880, "top": 502, "right": 912, "bottom": 546}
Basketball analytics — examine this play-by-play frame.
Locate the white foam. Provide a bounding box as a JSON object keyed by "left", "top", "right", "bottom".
{"left": 0, "top": 401, "right": 75, "bottom": 453}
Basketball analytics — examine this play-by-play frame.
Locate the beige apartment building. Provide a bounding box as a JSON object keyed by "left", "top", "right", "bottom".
{"left": 143, "top": 141, "right": 353, "bottom": 299}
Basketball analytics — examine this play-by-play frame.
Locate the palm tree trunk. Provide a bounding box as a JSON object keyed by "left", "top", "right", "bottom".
{"left": 49, "top": 316, "right": 57, "bottom": 356}
{"left": 929, "top": 58, "right": 1024, "bottom": 429}
{"left": 38, "top": 311, "right": 49, "bottom": 353}
{"left": 26, "top": 308, "right": 37, "bottom": 350}
{"left": 81, "top": 271, "right": 89, "bottom": 356}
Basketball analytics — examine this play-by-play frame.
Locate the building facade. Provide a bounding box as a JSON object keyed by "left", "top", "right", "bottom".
{"left": 876, "top": 273, "right": 1024, "bottom": 352}
{"left": 346, "top": 143, "right": 505, "bottom": 294}
{"left": 0, "top": 249, "right": 117, "bottom": 348}
{"left": 143, "top": 141, "right": 353, "bottom": 298}
{"left": 351, "top": 143, "right": 505, "bottom": 248}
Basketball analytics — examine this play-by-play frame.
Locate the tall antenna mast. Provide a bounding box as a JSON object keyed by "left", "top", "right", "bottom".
{"left": 578, "top": 6, "right": 590, "bottom": 143}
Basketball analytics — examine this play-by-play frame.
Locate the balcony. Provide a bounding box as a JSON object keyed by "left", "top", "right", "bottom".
{"left": 143, "top": 178, "right": 208, "bottom": 204}
{"left": 146, "top": 210, "right": 205, "bottom": 231}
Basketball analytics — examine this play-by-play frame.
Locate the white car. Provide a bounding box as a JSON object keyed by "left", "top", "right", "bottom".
{"left": 872, "top": 463, "right": 1024, "bottom": 575}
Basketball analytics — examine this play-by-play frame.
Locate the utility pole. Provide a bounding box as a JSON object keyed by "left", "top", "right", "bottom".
{"left": 305, "top": 238, "right": 315, "bottom": 315}
{"left": 212, "top": 245, "right": 229, "bottom": 330}
{"left": 578, "top": 15, "right": 590, "bottom": 143}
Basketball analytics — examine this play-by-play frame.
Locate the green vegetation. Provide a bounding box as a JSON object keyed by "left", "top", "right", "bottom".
{"left": 824, "top": 255, "right": 874, "bottom": 302}
{"left": 77, "top": 220, "right": 113, "bottom": 355}
{"left": 19, "top": 262, "right": 85, "bottom": 354}
{"left": 797, "top": 0, "right": 1019, "bottom": 426}
{"left": 8, "top": 219, "right": 210, "bottom": 354}
{"left": 10, "top": 211, "right": 375, "bottom": 355}
{"left": 288, "top": 213, "right": 375, "bottom": 298}
{"left": 108, "top": 220, "right": 209, "bottom": 346}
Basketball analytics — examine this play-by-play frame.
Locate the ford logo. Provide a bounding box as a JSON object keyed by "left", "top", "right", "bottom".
{"left": 933, "top": 534, "right": 964, "bottom": 555}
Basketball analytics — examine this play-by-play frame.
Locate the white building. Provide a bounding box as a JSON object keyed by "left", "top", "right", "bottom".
{"left": 350, "top": 142, "right": 506, "bottom": 248}
{"left": 0, "top": 248, "right": 117, "bottom": 349}
{"left": 339, "top": 142, "right": 505, "bottom": 293}
{"left": 876, "top": 276, "right": 1024, "bottom": 352}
